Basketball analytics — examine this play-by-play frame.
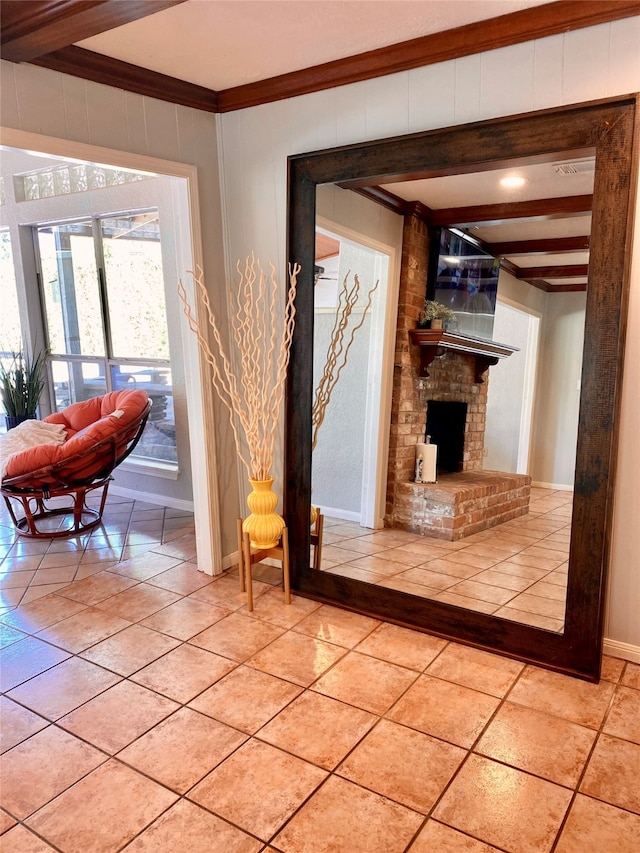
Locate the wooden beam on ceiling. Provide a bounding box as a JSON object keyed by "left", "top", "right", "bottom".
{"left": 488, "top": 235, "right": 591, "bottom": 256}
{"left": 548, "top": 283, "right": 588, "bottom": 292}
{"left": 0, "top": 0, "right": 187, "bottom": 63}
{"left": 217, "top": 1, "right": 640, "bottom": 112}
{"left": 517, "top": 264, "right": 589, "bottom": 279}
{"left": 524, "top": 279, "right": 588, "bottom": 292}
{"left": 428, "top": 195, "right": 593, "bottom": 228}
{"left": 29, "top": 45, "right": 218, "bottom": 111}
{"left": 349, "top": 186, "right": 410, "bottom": 216}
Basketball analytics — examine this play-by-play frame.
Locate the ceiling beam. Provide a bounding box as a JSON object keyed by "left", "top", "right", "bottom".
{"left": 348, "top": 186, "right": 409, "bottom": 216}
{"left": 428, "top": 196, "right": 593, "bottom": 227}
{"left": 30, "top": 45, "right": 218, "bottom": 111}
{"left": 488, "top": 235, "right": 591, "bottom": 256}
{"left": 517, "top": 264, "right": 589, "bottom": 279}
{"left": 217, "top": 1, "right": 640, "bottom": 112}
{"left": 523, "top": 280, "right": 588, "bottom": 292}
{"left": 547, "top": 283, "right": 588, "bottom": 292}
{"left": 0, "top": 0, "right": 187, "bottom": 63}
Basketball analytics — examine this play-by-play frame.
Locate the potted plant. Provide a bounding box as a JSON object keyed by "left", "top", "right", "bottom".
{"left": 0, "top": 349, "right": 48, "bottom": 430}
{"left": 418, "top": 299, "right": 456, "bottom": 330}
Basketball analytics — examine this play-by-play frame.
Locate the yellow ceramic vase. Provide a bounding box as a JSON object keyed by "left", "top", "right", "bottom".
{"left": 243, "top": 476, "right": 285, "bottom": 549}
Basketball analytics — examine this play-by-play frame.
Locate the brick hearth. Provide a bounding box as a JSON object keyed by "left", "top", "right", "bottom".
{"left": 391, "top": 471, "right": 532, "bottom": 541}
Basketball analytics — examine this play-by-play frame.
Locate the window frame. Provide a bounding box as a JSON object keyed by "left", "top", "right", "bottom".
{"left": 33, "top": 208, "right": 177, "bottom": 468}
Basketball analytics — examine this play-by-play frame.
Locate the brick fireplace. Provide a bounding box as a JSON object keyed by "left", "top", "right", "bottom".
{"left": 385, "top": 214, "right": 531, "bottom": 540}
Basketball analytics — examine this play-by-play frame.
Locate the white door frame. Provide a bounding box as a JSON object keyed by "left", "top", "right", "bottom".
{"left": 316, "top": 217, "right": 399, "bottom": 529}
{"left": 0, "top": 127, "right": 223, "bottom": 574}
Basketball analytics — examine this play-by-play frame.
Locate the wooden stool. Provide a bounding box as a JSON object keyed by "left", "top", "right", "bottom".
{"left": 237, "top": 519, "right": 290, "bottom": 611}
{"left": 310, "top": 512, "right": 324, "bottom": 570}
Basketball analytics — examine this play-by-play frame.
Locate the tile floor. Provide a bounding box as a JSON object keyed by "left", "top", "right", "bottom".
{"left": 1, "top": 493, "right": 639, "bottom": 852}
{"left": 319, "top": 487, "right": 571, "bottom": 632}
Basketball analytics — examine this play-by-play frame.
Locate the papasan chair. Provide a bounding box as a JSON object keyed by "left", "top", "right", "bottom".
{"left": 1, "top": 389, "right": 151, "bottom": 538}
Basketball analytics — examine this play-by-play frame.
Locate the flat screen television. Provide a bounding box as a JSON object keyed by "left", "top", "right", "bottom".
{"left": 427, "top": 227, "right": 500, "bottom": 340}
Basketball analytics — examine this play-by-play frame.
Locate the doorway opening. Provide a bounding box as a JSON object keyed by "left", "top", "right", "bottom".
{"left": 0, "top": 129, "right": 221, "bottom": 574}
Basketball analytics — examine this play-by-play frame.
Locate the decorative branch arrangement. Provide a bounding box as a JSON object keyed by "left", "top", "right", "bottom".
{"left": 178, "top": 255, "right": 300, "bottom": 481}
{"left": 312, "top": 271, "right": 379, "bottom": 451}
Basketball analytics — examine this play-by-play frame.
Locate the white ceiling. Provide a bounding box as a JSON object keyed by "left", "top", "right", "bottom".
{"left": 77, "top": 0, "right": 551, "bottom": 90}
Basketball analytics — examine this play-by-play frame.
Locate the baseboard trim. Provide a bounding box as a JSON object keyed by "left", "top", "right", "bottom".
{"left": 110, "top": 485, "right": 194, "bottom": 512}
{"left": 316, "top": 506, "right": 361, "bottom": 523}
{"left": 603, "top": 638, "right": 640, "bottom": 664}
{"left": 222, "top": 551, "right": 239, "bottom": 571}
{"left": 531, "top": 481, "right": 573, "bottom": 492}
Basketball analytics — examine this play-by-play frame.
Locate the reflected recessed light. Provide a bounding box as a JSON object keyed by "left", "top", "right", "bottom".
{"left": 500, "top": 175, "right": 527, "bottom": 189}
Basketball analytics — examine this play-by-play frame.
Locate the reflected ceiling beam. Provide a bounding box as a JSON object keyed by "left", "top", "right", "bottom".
{"left": 428, "top": 195, "right": 593, "bottom": 227}
{"left": 488, "top": 235, "right": 591, "bottom": 256}
{"left": 525, "top": 279, "right": 588, "bottom": 292}
{"left": 347, "top": 187, "right": 592, "bottom": 294}
{"left": 0, "top": 1, "right": 186, "bottom": 62}
{"left": 517, "top": 264, "right": 589, "bottom": 279}
{"left": 349, "top": 186, "right": 410, "bottom": 216}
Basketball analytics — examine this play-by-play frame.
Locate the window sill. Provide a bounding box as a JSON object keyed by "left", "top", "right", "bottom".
{"left": 118, "top": 457, "right": 180, "bottom": 480}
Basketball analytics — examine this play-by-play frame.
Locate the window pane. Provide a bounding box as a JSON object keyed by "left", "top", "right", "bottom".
{"left": 110, "top": 363, "right": 176, "bottom": 464}
{"left": 0, "top": 231, "right": 22, "bottom": 353}
{"left": 101, "top": 215, "right": 169, "bottom": 360}
{"left": 37, "top": 223, "right": 105, "bottom": 356}
{"left": 51, "top": 360, "right": 107, "bottom": 409}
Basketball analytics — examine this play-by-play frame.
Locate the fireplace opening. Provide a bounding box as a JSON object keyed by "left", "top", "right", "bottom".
{"left": 426, "top": 400, "right": 468, "bottom": 473}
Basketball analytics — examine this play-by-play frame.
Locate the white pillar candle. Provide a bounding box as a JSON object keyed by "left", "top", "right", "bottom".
{"left": 415, "top": 442, "right": 437, "bottom": 483}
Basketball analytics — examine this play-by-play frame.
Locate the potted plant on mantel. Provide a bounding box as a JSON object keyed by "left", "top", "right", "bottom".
{"left": 418, "top": 299, "right": 456, "bottom": 330}
{"left": 0, "top": 349, "right": 48, "bottom": 430}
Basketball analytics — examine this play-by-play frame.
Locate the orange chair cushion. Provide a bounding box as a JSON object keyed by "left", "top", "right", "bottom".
{"left": 4, "top": 390, "right": 149, "bottom": 485}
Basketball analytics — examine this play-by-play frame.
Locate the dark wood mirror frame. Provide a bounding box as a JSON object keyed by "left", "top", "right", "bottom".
{"left": 285, "top": 95, "right": 638, "bottom": 681}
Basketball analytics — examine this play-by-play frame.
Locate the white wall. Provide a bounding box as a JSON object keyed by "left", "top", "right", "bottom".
{"left": 484, "top": 302, "right": 533, "bottom": 474}
{"left": 217, "top": 19, "right": 640, "bottom": 653}
{"left": 0, "top": 60, "right": 240, "bottom": 554}
{"left": 530, "top": 291, "right": 586, "bottom": 488}
{"left": 312, "top": 240, "right": 380, "bottom": 516}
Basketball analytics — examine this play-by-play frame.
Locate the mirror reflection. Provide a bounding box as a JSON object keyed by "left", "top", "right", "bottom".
{"left": 310, "top": 154, "right": 594, "bottom": 635}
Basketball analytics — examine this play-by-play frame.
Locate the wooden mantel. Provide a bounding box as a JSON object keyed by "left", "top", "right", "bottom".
{"left": 409, "top": 328, "right": 519, "bottom": 383}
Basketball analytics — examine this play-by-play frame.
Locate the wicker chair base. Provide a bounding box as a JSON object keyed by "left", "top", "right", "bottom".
{"left": 2, "top": 478, "right": 111, "bottom": 539}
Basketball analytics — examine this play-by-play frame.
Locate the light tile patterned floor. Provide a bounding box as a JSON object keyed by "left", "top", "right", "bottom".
{"left": 320, "top": 487, "right": 572, "bottom": 632}
{"left": 1, "top": 494, "right": 639, "bottom": 852}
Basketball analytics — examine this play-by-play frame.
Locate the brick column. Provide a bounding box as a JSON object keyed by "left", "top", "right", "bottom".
{"left": 385, "top": 214, "right": 431, "bottom": 523}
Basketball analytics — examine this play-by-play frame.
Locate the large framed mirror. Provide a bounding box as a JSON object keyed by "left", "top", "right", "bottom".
{"left": 285, "top": 96, "right": 638, "bottom": 680}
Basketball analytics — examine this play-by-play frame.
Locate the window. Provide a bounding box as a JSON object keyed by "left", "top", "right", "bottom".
{"left": 35, "top": 211, "right": 177, "bottom": 465}
{"left": 0, "top": 230, "right": 22, "bottom": 425}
